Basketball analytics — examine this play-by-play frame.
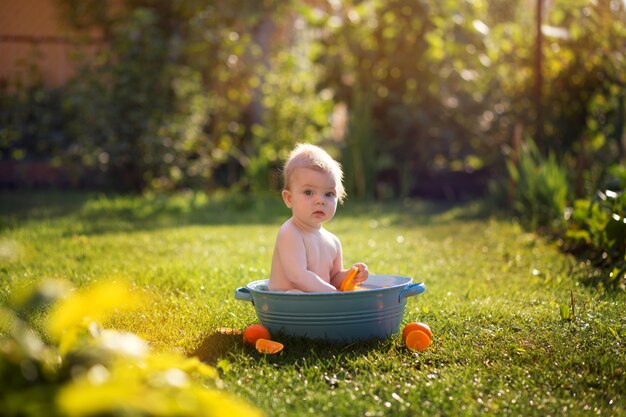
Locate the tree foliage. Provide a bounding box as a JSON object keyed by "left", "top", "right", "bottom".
{"left": 0, "top": 0, "right": 624, "bottom": 195}
{"left": 312, "top": 0, "right": 625, "bottom": 198}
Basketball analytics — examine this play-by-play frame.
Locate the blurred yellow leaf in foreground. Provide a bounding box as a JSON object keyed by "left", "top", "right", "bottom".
{"left": 47, "top": 280, "right": 145, "bottom": 349}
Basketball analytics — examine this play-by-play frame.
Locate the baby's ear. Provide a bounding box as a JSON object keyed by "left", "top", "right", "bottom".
{"left": 281, "top": 189, "right": 292, "bottom": 208}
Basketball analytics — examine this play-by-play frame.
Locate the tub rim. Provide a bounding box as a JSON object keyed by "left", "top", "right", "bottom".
{"left": 235, "top": 274, "right": 426, "bottom": 303}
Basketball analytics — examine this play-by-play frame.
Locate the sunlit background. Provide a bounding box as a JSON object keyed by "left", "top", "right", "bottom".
{"left": 1, "top": 0, "right": 625, "bottom": 199}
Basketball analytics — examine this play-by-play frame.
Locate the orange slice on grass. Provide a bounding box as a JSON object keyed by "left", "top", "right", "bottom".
{"left": 243, "top": 324, "right": 271, "bottom": 345}
{"left": 405, "top": 330, "right": 431, "bottom": 352}
{"left": 402, "top": 322, "right": 433, "bottom": 343}
{"left": 255, "top": 338, "right": 284, "bottom": 354}
{"left": 339, "top": 267, "right": 360, "bottom": 291}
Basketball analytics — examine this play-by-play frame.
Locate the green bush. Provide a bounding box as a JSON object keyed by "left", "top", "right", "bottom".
{"left": 244, "top": 49, "right": 334, "bottom": 195}
{"left": 562, "top": 166, "right": 626, "bottom": 291}
{"left": 63, "top": 8, "right": 182, "bottom": 191}
{"left": 506, "top": 139, "right": 570, "bottom": 231}
{"left": 505, "top": 138, "right": 625, "bottom": 291}
{"left": 0, "top": 81, "right": 73, "bottom": 163}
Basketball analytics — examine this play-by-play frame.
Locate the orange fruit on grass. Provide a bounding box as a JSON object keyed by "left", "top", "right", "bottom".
{"left": 243, "top": 324, "right": 271, "bottom": 345}
{"left": 405, "top": 330, "right": 431, "bottom": 352}
{"left": 402, "top": 322, "right": 433, "bottom": 342}
{"left": 255, "top": 338, "right": 284, "bottom": 354}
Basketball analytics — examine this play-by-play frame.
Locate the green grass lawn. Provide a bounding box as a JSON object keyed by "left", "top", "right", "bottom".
{"left": 1, "top": 191, "right": 624, "bottom": 417}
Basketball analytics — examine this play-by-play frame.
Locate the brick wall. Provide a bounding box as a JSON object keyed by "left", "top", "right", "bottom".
{"left": 0, "top": 0, "right": 103, "bottom": 87}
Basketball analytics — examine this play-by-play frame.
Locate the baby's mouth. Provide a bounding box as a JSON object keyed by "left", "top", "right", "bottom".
{"left": 313, "top": 210, "right": 325, "bottom": 216}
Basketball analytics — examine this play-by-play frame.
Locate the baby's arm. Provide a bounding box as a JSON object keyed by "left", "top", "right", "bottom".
{"left": 331, "top": 262, "right": 369, "bottom": 288}
{"left": 329, "top": 237, "right": 369, "bottom": 288}
{"left": 276, "top": 226, "right": 338, "bottom": 292}
{"left": 349, "top": 262, "right": 369, "bottom": 284}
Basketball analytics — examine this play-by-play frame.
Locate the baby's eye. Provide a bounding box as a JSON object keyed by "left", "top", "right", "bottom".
{"left": 304, "top": 190, "right": 313, "bottom": 196}
{"left": 325, "top": 192, "right": 336, "bottom": 198}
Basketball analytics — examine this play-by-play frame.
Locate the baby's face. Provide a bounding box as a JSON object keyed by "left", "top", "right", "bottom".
{"left": 283, "top": 167, "right": 338, "bottom": 229}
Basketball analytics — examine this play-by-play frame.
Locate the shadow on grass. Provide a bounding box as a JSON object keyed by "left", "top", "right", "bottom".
{"left": 266, "top": 333, "right": 396, "bottom": 364}
{"left": 1, "top": 190, "right": 498, "bottom": 236}
{"left": 0, "top": 190, "right": 92, "bottom": 221}
{"left": 191, "top": 331, "right": 246, "bottom": 364}
{"left": 190, "top": 329, "right": 397, "bottom": 366}
{"left": 0, "top": 190, "right": 287, "bottom": 234}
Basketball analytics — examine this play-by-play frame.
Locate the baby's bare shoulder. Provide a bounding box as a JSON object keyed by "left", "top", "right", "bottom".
{"left": 277, "top": 219, "right": 303, "bottom": 240}
{"left": 320, "top": 227, "right": 341, "bottom": 245}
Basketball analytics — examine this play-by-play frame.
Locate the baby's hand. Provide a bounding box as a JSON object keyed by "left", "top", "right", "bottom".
{"left": 351, "top": 262, "right": 369, "bottom": 285}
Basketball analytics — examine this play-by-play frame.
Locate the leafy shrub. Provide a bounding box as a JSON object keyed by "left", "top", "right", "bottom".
{"left": 244, "top": 49, "right": 334, "bottom": 195}
{"left": 506, "top": 139, "right": 570, "bottom": 231}
{"left": 562, "top": 168, "right": 626, "bottom": 291}
{"left": 62, "top": 8, "right": 183, "bottom": 191}
{"left": 0, "top": 81, "right": 73, "bottom": 164}
{"left": 0, "top": 280, "right": 261, "bottom": 417}
{"left": 505, "top": 140, "right": 625, "bottom": 291}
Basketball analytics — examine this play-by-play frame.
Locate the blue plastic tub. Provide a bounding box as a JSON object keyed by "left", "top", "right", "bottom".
{"left": 234, "top": 274, "right": 426, "bottom": 343}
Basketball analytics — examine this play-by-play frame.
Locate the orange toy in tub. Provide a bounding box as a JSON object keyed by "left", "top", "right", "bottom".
{"left": 339, "top": 266, "right": 360, "bottom": 291}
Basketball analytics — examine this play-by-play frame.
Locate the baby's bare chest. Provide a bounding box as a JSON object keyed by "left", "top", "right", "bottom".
{"left": 301, "top": 233, "right": 337, "bottom": 266}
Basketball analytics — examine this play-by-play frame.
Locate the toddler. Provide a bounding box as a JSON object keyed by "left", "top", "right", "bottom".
{"left": 268, "top": 143, "right": 368, "bottom": 292}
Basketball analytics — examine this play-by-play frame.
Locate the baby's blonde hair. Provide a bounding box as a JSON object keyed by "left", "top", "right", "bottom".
{"left": 283, "top": 143, "right": 346, "bottom": 202}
